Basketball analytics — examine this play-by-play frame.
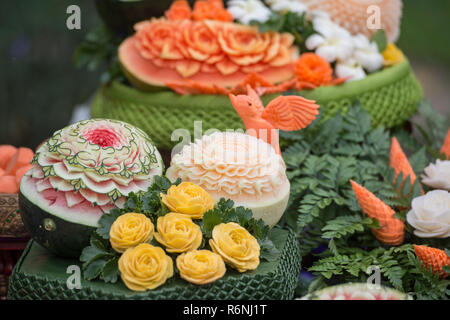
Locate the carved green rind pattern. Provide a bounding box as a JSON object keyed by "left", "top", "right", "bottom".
{"left": 8, "top": 228, "right": 301, "bottom": 300}
{"left": 34, "top": 119, "right": 162, "bottom": 181}
{"left": 91, "top": 59, "right": 422, "bottom": 149}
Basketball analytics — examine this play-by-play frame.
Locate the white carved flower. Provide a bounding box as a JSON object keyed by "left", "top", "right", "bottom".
{"left": 335, "top": 58, "right": 366, "bottom": 82}
{"left": 421, "top": 160, "right": 450, "bottom": 190}
{"left": 406, "top": 190, "right": 450, "bottom": 239}
{"left": 352, "top": 34, "right": 384, "bottom": 73}
{"left": 266, "top": 0, "right": 307, "bottom": 15}
{"left": 305, "top": 16, "right": 354, "bottom": 63}
{"left": 227, "top": 0, "right": 272, "bottom": 25}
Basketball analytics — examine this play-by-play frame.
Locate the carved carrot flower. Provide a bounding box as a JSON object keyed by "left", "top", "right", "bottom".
{"left": 350, "top": 180, "right": 404, "bottom": 246}
{"left": 440, "top": 129, "right": 450, "bottom": 160}
{"left": 390, "top": 137, "right": 418, "bottom": 193}
{"left": 165, "top": 0, "right": 192, "bottom": 21}
{"left": 294, "top": 53, "right": 333, "bottom": 86}
{"left": 414, "top": 245, "right": 450, "bottom": 279}
{"left": 193, "top": 0, "right": 233, "bottom": 22}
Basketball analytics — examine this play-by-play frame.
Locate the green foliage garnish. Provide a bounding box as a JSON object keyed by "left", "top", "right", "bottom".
{"left": 81, "top": 176, "right": 278, "bottom": 282}
{"left": 370, "top": 29, "right": 388, "bottom": 52}
{"left": 80, "top": 231, "right": 119, "bottom": 282}
{"left": 80, "top": 176, "right": 181, "bottom": 282}
{"left": 309, "top": 245, "right": 450, "bottom": 300}
{"left": 202, "top": 198, "right": 279, "bottom": 262}
{"left": 73, "top": 25, "right": 123, "bottom": 84}
{"left": 281, "top": 102, "right": 449, "bottom": 299}
{"left": 253, "top": 12, "right": 315, "bottom": 51}
{"left": 121, "top": 175, "right": 182, "bottom": 220}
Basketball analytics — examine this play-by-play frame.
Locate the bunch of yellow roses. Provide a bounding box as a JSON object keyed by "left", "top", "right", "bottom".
{"left": 108, "top": 182, "right": 261, "bottom": 292}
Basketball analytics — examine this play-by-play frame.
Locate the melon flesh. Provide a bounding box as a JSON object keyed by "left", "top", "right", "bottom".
{"left": 119, "top": 37, "right": 296, "bottom": 91}
{"left": 6, "top": 147, "right": 34, "bottom": 175}
{"left": 20, "top": 175, "right": 105, "bottom": 227}
{"left": 300, "top": 283, "right": 412, "bottom": 300}
{"left": 0, "top": 145, "right": 17, "bottom": 169}
{"left": 0, "top": 175, "right": 19, "bottom": 194}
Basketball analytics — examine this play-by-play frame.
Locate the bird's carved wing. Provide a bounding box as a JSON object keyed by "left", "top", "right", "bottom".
{"left": 261, "top": 95, "right": 320, "bottom": 131}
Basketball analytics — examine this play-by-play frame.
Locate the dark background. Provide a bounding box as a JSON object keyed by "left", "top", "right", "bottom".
{"left": 0, "top": 0, "right": 449, "bottom": 149}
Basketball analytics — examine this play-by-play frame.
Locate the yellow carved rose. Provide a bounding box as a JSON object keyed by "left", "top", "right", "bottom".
{"left": 209, "top": 222, "right": 260, "bottom": 272}
{"left": 161, "top": 182, "right": 215, "bottom": 219}
{"left": 154, "top": 212, "right": 203, "bottom": 253}
{"left": 109, "top": 213, "right": 154, "bottom": 253}
{"left": 176, "top": 250, "right": 226, "bottom": 285}
{"left": 118, "top": 243, "right": 174, "bottom": 291}
{"left": 382, "top": 43, "right": 404, "bottom": 67}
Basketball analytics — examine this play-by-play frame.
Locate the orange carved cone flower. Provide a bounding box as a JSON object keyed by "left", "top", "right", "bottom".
{"left": 165, "top": 0, "right": 192, "bottom": 21}
{"left": 350, "top": 180, "right": 404, "bottom": 246}
{"left": 295, "top": 53, "right": 333, "bottom": 87}
{"left": 414, "top": 245, "right": 450, "bottom": 279}
{"left": 390, "top": 137, "right": 419, "bottom": 193}
{"left": 440, "top": 129, "right": 450, "bottom": 160}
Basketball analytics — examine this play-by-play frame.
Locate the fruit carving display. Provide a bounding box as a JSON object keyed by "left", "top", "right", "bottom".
{"left": 119, "top": 0, "right": 298, "bottom": 90}
{"left": 19, "top": 119, "right": 164, "bottom": 257}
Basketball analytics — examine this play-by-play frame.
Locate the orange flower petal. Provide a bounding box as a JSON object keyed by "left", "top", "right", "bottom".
{"left": 440, "top": 129, "right": 450, "bottom": 160}
{"left": 294, "top": 53, "right": 333, "bottom": 86}
{"left": 165, "top": 0, "right": 192, "bottom": 21}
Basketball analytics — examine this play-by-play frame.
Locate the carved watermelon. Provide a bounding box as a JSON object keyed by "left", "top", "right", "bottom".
{"left": 118, "top": 19, "right": 298, "bottom": 91}
{"left": 19, "top": 119, "right": 164, "bottom": 258}
{"left": 300, "top": 283, "right": 412, "bottom": 300}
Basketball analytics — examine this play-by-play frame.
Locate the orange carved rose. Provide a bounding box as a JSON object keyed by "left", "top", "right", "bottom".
{"left": 192, "top": 0, "right": 233, "bottom": 22}
{"left": 132, "top": 18, "right": 297, "bottom": 84}
{"left": 135, "top": 18, "right": 185, "bottom": 63}
{"left": 165, "top": 0, "right": 192, "bottom": 21}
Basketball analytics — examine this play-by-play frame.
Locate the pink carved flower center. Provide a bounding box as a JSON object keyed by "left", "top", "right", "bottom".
{"left": 83, "top": 128, "right": 120, "bottom": 148}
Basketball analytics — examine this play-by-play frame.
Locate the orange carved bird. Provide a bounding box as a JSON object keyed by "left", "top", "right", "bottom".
{"left": 228, "top": 85, "right": 320, "bottom": 154}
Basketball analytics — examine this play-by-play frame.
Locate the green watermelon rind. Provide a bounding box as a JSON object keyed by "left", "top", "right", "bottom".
{"left": 18, "top": 189, "right": 96, "bottom": 258}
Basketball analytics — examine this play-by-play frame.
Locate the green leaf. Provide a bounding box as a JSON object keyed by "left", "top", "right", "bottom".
{"left": 202, "top": 208, "right": 225, "bottom": 238}
{"left": 96, "top": 209, "right": 123, "bottom": 239}
{"left": 102, "top": 258, "right": 120, "bottom": 283}
{"left": 83, "top": 259, "right": 108, "bottom": 281}
{"left": 409, "top": 147, "right": 429, "bottom": 174}
{"left": 370, "top": 29, "right": 387, "bottom": 52}
{"left": 80, "top": 245, "right": 108, "bottom": 265}
{"left": 260, "top": 239, "right": 280, "bottom": 262}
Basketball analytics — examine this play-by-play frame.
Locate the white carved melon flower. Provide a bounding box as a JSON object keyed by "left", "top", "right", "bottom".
{"left": 335, "top": 59, "right": 366, "bottom": 82}
{"left": 421, "top": 160, "right": 450, "bottom": 191}
{"left": 352, "top": 34, "right": 384, "bottom": 73}
{"left": 266, "top": 0, "right": 307, "bottom": 15}
{"left": 227, "top": 0, "right": 272, "bottom": 25}
{"left": 305, "top": 16, "right": 354, "bottom": 63}
{"left": 406, "top": 190, "right": 450, "bottom": 239}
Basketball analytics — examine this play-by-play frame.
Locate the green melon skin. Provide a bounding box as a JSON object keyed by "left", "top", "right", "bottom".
{"left": 19, "top": 191, "right": 95, "bottom": 259}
